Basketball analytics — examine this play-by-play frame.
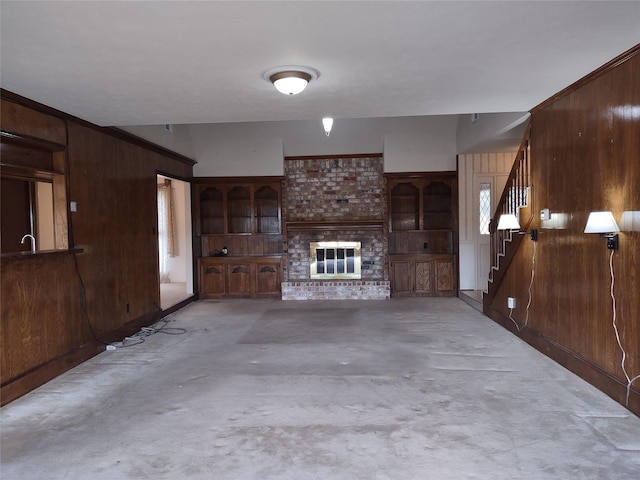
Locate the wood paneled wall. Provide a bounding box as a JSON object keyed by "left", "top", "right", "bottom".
{"left": 1, "top": 92, "right": 194, "bottom": 404}
{"left": 485, "top": 46, "right": 640, "bottom": 414}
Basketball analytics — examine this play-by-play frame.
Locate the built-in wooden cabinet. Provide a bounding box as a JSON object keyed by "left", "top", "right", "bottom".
{"left": 193, "top": 177, "right": 284, "bottom": 298}
{"left": 390, "top": 254, "right": 456, "bottom": 297}
{"left": 193, "top": 177, "right": 283, "bottom": 257}
{"left": 386, "top": 172, "right": 458, "bottom": 297}
{"left": 198, "top": 256, "right": 282, "bottom": 298}
{"left": 196, "top": 179, "right": 282, "bottom": 237}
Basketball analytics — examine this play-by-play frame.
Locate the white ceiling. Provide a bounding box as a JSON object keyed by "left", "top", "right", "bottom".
{"left": 1, "top": 1, "right": 639, "bottom": 127}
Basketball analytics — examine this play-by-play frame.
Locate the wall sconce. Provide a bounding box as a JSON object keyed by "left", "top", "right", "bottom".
{"left": 584, "top": 211, "right": 620, "bottom": 250}
{"left": 263, "top": 65, "right": 320, "bottom": 95}
{"left": 322, "top": 117, "right": 333, "bottom": 137}
{"left": 497, "top": 213, "right": 520, "bottom": 231}
{"left": 497, "top": 214, "right": 538, "bottom": 241}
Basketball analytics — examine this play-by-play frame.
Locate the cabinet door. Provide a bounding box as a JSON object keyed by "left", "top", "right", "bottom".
{"left": 227, "top": 263, "right": 252, "bottom": 297}
{"left": 434, "top": 258, "right": 456, "bottom": 296}
{"left": 200, "top": 260, "right": 225, "bottom": 298}
{"left": 199, "top": 186, "right": 224, "bottom": 234}
{"left": 255, "top": 186, "right": 280, "bottom": 234}
{"left": 391, "top": 260, "right": 412, "bottom": 296}
{"left": 227, "top": 186, "right": 252, "bottom": 233}
{"left": 390, "top": 182, "right": 420, "bottom": 231}
{"left": 256, "top": 262, "right": 280, "bottom": 296}
{"left": 413, "top": 260, "right": 434, "bottom": 295}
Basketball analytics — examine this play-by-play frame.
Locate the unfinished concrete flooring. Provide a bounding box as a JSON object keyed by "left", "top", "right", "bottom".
{"left": 2, "top": 298, "right": 639, "bottom": 479}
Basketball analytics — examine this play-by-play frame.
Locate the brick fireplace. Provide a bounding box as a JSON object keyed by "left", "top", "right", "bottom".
{"left": 281, "top": 155, "right": 390, "bottom": 300}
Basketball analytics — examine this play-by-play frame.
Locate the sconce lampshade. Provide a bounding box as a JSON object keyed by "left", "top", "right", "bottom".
{"left": 497, "top": 213, "right": 521, "bottom": 231}
{"left": 584, "top": 211, "right": 620, "bottom": 234}
{"left": 322, "top": 117, "right": 333, "bottom": 137}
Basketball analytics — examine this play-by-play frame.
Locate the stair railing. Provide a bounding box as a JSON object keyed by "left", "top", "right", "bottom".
{"left": 486, "top": 122, "right": 533, "bottom": 292}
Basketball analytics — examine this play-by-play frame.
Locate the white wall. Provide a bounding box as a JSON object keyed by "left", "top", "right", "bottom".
{"left": 456, "top": 112, "right": 529, "bottom": 154}
{"left": 158, "top": 177, "right": 193, "bottom": 293}
{"left": 189, "top": 115, "right": 459, "bottom": 177}
{"left": 120, "top": 124, "right": 195, "bottom": 159}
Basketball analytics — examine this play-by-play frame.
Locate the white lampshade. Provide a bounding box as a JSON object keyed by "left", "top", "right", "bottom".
{"left": 584, "top": 211, "right": 620, "bottom": 234}
{"left": 322, "top": 117, "right": 333, "bottom": 137}
{"left": 497, "top": 213, "right": 521, "bottom": 231}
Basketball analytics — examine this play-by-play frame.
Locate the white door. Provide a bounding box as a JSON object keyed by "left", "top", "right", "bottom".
{"left": 474, "top": 174, "right": 510, "bottom": 291}
{"left": 475, "top": 177, "right": 493, "bottom": 291}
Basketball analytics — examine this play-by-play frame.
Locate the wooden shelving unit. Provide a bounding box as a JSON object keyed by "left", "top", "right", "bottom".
{"left": 386, "top": 172, "right": 458, "bottom": 297}
{"left": 193, "top": 177, "right": 284, "bottom": 298}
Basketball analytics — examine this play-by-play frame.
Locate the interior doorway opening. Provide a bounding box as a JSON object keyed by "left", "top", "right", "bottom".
{"left": 157, "top": 174, "right": 193, "bottom": 310}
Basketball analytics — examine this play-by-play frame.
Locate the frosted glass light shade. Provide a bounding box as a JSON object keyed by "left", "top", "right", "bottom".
{"left": 497, "top": 213, "right": 521, "bottom": 231}
{"left": 272, "top": 74, "right": 309, "bottom": 95}
{"left": 263, "top": 66, "right": 319, "bottom": 95}
{"left": 584, "top": 211, "right": 620, "bottom": 234}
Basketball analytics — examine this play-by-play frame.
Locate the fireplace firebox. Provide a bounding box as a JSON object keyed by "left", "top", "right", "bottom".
{"left": 310, "top": 241, "right": 361, "bottom": 280}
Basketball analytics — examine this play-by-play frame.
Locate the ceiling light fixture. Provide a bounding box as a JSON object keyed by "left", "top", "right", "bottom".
{"left": 322, "top": 117, "right": 333, "bottom": 137}
{"left": 262, "top": 65, "right": 320, "bottom": 95}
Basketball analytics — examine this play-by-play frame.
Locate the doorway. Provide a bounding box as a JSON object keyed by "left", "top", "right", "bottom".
{"left": 157, "top": 175, "right": 193, "bottom": 310}
{"left": 473, "top": 174, "right": 509, "bottom": 292}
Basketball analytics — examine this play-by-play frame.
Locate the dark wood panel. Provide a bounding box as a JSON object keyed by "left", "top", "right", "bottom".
{"left": 390, "top": 260, "right": 411, "bottom": 296}
{"left": 1, "top": 253, "right": 89, "bottom": 382}
{"left": 0, "top": 93, "right": 194, "bottom": 404}
{"left": 488, "top": 46, "right": 639, "bottom": 414}
{"left": 199, "top": 259, "right": 225, "bottom": 298}
{"left": 0, "top": 99, "right": 67, "bottom": 146}
{"left": 256, "top": 263, "right": 280, "bottom": 296}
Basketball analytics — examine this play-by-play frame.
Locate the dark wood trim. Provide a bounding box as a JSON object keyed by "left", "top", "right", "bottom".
{"left": 108, "top": 128, "right": 196, "bottom": 167}
{"left": 0, "top": 341, "right": 103, "bottom": 406}
{"left": 286, "top": 220, "right": 384, "bottom": 231}
{"left": 285, "top": 153, "right": 383, "bottom": 161}
{"left": 385, "top": 170, "right": 457, "bottom": 179}
{"left": 531, "top": 43, "right": 640, "bottom": 114}
{"left": 161, "top": 294, "right": 198, "bottom": 317}
{"left": 1, "top": 89, "right": 196, "bottom": 167}
{"left": 1, "top": 248, "right": 83, "bottom": 260}
{"left": 484, "top": 304, "right": 639, "bottom": 416}
{"left": 192, "top": 175, "right": 284, "bottom": 184}
{"left": 1, "top": 130, "right": 66, "bottom": 151}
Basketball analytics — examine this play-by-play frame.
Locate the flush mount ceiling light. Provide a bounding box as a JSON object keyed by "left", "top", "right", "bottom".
{"left": 262, "top": 65, "right": 320, "bottom": 95}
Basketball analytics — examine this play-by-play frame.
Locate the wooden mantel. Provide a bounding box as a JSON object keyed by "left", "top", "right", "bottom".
{"left": 286, "top": 220, "right": 384, "bottom": 231}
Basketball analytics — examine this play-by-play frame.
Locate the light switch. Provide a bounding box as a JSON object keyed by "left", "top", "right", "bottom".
{"left": 540, "top": 208, "right": 550, "bottom": 221}
{"left": 70, "top": 201, "right": 78, "bottom": 212}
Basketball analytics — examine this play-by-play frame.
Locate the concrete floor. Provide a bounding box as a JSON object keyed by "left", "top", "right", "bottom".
{"left": 2, "top": 298, "right": 639, "bottom": 479}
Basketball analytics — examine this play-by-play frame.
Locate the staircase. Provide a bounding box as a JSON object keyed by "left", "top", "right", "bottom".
{"left": 484, "top": 123, "right": 533, "bottom": 305}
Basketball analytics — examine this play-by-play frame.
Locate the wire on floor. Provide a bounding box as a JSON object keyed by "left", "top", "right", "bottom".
{"left": 107, "top": 319, "right": 186, "bottom": 349}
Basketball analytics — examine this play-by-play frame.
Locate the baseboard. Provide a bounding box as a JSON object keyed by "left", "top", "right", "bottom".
{"left": 484, "top": 305, "right": 639, "bottom": 416}
{"left": 1, "top": 341, "right": 102, "bottom": 406}
{"left": 1, "top": 296, "right": 197, "bottom": 407}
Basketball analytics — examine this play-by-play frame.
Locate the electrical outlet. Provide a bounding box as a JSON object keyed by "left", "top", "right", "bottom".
{"left": 507, "top": 297, "right": 516, "bottom": 309}
{"left": 423, "top": 242, "right": 428, "bottom": 249}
